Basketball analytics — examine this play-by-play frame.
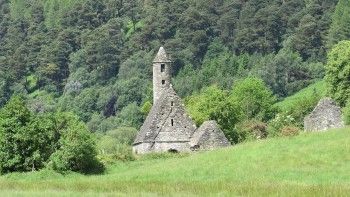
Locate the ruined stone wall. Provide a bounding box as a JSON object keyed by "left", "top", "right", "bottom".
{"left": 190, "top": 121, "right": 231, "bottom": 151}
{"left": 304, "top": 98, "right": 344, "bottom": 131}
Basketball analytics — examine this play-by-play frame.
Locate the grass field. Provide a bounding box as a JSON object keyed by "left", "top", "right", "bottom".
{"left": 0, "top": 127, "right": 349, "bottom": 196}
{"left": 274, "top": 80, "right": 327, "bottom": 111}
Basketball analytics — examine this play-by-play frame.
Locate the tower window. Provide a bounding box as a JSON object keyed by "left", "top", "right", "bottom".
{"left": 171, "top": 101, "right": 174, "bottom": 106}
{"left": 161, "top": 64, "right": 165, "bottom": 72}
{"left": 171, "top": 119, "right": 174, "bottom": 126}
{"left": 162, "top": 80, "right": 165, "bottom": 85}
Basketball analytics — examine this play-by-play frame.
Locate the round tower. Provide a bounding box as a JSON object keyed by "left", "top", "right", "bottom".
{"left": 153, "top": 47, "right": 172, "bottom": 104}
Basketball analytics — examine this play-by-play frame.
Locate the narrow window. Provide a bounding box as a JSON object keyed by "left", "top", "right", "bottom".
{"left": 162, "top": 80, "right": 165, "bottom": 85}
{"left": 161, "top": 64, "right": 165, "bottom": 72}
{"left": 171, "top": 119, "right": 174, "bottom": 126}
{"left": 171, "top": 101, "right": 174, "bottom": 106}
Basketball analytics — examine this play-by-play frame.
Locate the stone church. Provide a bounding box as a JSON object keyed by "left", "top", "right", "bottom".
{"left": 133, "top": 47, "right": 230, "bottom": 154}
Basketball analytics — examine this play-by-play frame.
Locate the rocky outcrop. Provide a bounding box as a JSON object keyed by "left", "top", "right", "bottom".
{"left": 304, "top": 98, "right": 344, "bottom": 132}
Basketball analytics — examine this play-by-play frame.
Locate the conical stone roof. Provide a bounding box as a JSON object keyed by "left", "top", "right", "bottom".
{"left": 153, "top": 47, "right": 172, "bottom": 63}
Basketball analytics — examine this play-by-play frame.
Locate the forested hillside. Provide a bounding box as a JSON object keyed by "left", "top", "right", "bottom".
{"left": 1, "top": 0, "right": 350, "bottom": 174}
{"left": 0, "top": 0, "right": 343, "bottom": 131}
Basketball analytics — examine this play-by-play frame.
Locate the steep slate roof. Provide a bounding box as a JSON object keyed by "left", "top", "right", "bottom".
{"left": 153, "top": 47, "right": 172, "bottom": 63}
{"left": 190, "top": 120, "right": 231, "bottom": 150}
{"left": 134, "top": 86, "right": 197, "bottom": 145}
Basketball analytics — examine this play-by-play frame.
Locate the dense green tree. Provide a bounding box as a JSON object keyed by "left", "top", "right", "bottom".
{"left": 325, "top": 41, "right": 350, "bottom": 106}
{"left": 186, "top": 85, "right": 242, "bottom": 141}
{"left": 230, "top": 77, "right": 276, "bottom": 121}
{"left": 251, "top": 49, "right": 312, "bottom": 97}
{"left": 48, "top": 112, "right": 102, "bottom": 173}
{"left": 0, "top": 96, "right": 102, "bottom": 173}
{"left": 327, "top": 0, "right": 350, "bottom": 48}
{"left": 81, "top": 18, "right": 123, "bottom": 82}
{"left": 0, "top": 96, "right": 32, "bottom": 172}
{"left": 0, "top": 96, "right": 57, "bottom": 173}
{"left": 0, "top": 0, "right": 342, "bottom": 138}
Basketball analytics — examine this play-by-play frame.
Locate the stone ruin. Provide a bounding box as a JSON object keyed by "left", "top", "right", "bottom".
{"left": 190, "top": 121, "right": 231, "bottom": 151}
{"left": 304, "top": 97, "right": 344, "bottom": 132}
{"left": 133, "top": 47, "right": 230, "bottom": 154}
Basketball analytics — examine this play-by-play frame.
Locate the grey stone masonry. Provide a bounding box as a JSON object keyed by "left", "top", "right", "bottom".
{"left": 133, "top": 86, "right": 197, "bottom": 154}
{"left": 304, "top": 97, "right": 344, "bottom": 132}
{"left": 133, "top": 47, "right": 231, "bottom": 154}
{"left": 190, "top": 121, "right": 231, "bottom": 151}
{"left": 153, "top": 47, "right": 172, "bottom": 104}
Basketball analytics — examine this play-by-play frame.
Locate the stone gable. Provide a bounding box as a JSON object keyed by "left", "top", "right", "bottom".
{"left": 190, "top": 121, "right": 231, "bottom": 151}
{"left": 304, "top": 98, "right": 344, "bottom": 132}
{"left": 133, "top": 86, "right": 197, "bottom": 154}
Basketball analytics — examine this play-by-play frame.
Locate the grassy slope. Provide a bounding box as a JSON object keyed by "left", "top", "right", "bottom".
{"left": 274, "top": 80, "right": 327, "bottom": 111}
{"left": 1, "top": 128, "right": 349, "bottom": 196}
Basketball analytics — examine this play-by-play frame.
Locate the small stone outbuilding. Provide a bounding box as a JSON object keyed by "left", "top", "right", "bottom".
{"left": 133, "top": 47, "right": 230, "bottom": 154}
{"left": 304, "top": 97, "right": 344, "bottom": 132}
{"left": 190, "top": 121, "right": 231, "bottom": 151}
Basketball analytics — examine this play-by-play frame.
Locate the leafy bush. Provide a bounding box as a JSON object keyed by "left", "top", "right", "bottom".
{"left": 97, "top": 136, "right": 135, "bottom": 164}
{"left": 325, "top": 40, "right": 350, "bottom": 106}
{"left": 186, "top": 85, "right": 232, "bottom": 126}
{"left": 343, "top": 100, "right": 350, "bottom": 125}
{"left": 0, "top": 96, "right": 103, "bottom": 174}
{"left": 267, "top": 113, "right": 299, "bottom": 137}
{"left": 185, "top": 85, "right": 242, "bottom": 142}
{"left": 106, "top": 127, "right": 138, "bottom": 145}
{"left": 48, "top": 112, "right": 103, "bottom": 174}
{"left": 0, "top": 96, "right": 56, "bottom": 173}
{"left": 285, "top": 94, "right": 321, "bottom": 127}
{"left": 235, "top": 120, "right": 267, "bottom": 142}
{"left": 230, "top": 77, "right": 277, "bottom": 121}
{"left": 96, "top": 127, "right": 137, "bottom": 164}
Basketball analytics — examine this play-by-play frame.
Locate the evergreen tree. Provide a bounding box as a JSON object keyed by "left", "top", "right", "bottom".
{"left": 327, "top": 0, "right": 350, "bottom": 48}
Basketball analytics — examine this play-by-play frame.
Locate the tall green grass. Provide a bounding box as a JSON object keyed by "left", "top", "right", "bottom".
{"left": 275, "top": 80, "right": 327, "bottom": 111}
{"left": 0, "top": 127, "right": 349, "bottom": 196}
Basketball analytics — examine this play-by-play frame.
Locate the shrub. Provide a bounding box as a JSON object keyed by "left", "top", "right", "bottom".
{"left": 0, "top": 96, "right": 52, "bottom": 173}
{"left": 48, "top": 113, "right": 103, "bottom": 174}
{"left": 343, "top": 100, "right": 350, "bottom": 125}
{"left": 235, "top": 120, "right": 267, "bottom": 142}
{"left": 141, "top": 101, "right": 152, "bottom": 116}
{"left": 286, "top": 93, "right": 321, "bottom": 127}
{"left": 97, "top": 135, "right": 135, "bottom": 164}
{"left": 185, "top": 85, "right": 242, "bottom": 143}
{"left": 0, "top": 97, "right": 103, "bottom": 174}
{"left": 230, "top": 77, "right": 277, "bottom": 121}
{"left": 267, "top": 113, "right": 299, "bottom": 137}
{"left": 280, "top": 126, "right": 300, "bottom": 137}
{"left": 325, "top": 40, "right": 350, "bottom": 106}
{"left": 106, "top": 127, "right": 138, "bottom": 145}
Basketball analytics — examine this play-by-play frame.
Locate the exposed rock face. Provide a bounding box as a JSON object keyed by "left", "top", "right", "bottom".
{"left": 304, "top": 98, "right": 344, "bottom": 132}
{"left": 190, "top": 121, "right": 231, "bottom": 151}
{"left": 133, "top": 47, "right": 231, "bottom": 154}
